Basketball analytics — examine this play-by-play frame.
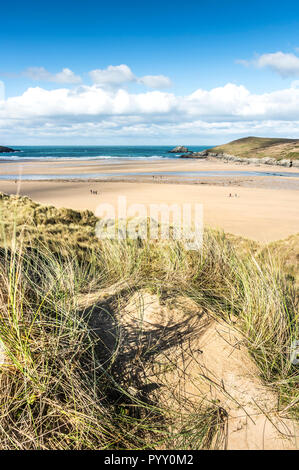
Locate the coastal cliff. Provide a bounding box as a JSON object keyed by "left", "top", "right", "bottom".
{"left": 179, "top": 137, "right": 299, "bottom": 167}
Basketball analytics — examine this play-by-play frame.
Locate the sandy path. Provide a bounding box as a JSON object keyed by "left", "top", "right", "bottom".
{"left": 0, "top": 180, "right": 298, "bottom": 242}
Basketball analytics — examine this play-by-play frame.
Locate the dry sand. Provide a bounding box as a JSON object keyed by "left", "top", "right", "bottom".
{"left": 0, "top": 158, "right": 298, "bottom": 242}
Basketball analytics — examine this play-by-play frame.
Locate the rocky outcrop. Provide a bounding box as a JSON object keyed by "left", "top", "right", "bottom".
{"left": 180, "top": 150, "right": 208, "bottom": 158}
{"left": 169, "top": 146, "right": 188, "bottom": 153}
{"left": 0, "top": 146, "right": 17, "bottom": 153}
{"left": 180, "top": 151, "right": 299, "bottom": 168}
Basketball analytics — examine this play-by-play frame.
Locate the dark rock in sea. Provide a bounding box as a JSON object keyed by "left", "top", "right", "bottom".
{"left": 0, "top": 146, "right": 18, "bottom": 153}
{"left": 180, "top": 150, "right": 208, "bottom": 159}
{"left": 169, "top": 146, "right": 188, "bottom": 153}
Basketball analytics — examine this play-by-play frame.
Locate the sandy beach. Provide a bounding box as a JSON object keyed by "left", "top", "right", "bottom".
{"left": 1, "top": 158, "right": 299, "bottom": 242}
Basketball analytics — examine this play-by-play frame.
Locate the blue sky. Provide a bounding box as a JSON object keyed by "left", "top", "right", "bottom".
{"left": 1, "top": 0, "right": 299, "bottom": 144}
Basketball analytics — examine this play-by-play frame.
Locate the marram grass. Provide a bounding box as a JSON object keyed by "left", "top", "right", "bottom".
{"left": 0, "top": 193, "right": 298, "bottom": 449}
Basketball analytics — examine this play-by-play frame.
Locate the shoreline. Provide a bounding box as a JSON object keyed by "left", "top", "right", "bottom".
{"left": 1, "top": 156, "right": 299, "bottom": 172}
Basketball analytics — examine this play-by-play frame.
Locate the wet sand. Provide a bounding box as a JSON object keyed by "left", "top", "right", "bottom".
{"left": 0, "top": 157, "right": 298, "bottom": 176}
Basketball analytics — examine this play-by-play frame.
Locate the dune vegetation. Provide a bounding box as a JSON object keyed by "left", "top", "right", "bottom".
{"left": 209, "top": 136, "right": 299, "bottom": 160}
{"left": 0, "top": 192, "right": 298, "bottom": 449}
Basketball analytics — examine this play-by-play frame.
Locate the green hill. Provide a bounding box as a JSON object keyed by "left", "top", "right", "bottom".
{"left": 208, "top": 136, "right": 299, "bottom": 160}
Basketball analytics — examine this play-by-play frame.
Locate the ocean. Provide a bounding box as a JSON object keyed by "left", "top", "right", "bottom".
{"left": 0, "top": 146, "right": 210, "bottom": 162}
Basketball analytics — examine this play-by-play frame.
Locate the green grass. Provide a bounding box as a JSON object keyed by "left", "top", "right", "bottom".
{"left": 286, "top": 152, "right": 299, "bottom": 160}
{"left": 208, "top": 136, "right": 299, "bottom": 160}
{"left": 0, "top": 193, "right": 298, "bottom": 449}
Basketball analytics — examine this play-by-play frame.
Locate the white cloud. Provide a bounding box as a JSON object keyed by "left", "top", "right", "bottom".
{"left": 89, "top": 64, "right": 172, "bottom": 89}
{"left": 256, "top": 52, "right": 299, "bottom": 77}
{"left": 138, "top": 75, "right": 172, "bottom": 89}
{"left": 54, "top": 68, "right": 82, "bottom": 84}
{"left": 22, "top": 63, "right": 172, "bottom": 91}
{"left": 24, "top": 67, "right": 82, "bottom": 84}
{"left": 185, "top": 83, "right": 251, "bottom": 117}
{"left": 237, "top": 51, "right": 299, "bottom": 78}
{"left": 89, "top": 65, "right": 135, "bottom": 86}
{"left": 2, "top": 81, "right": 299, "bottom": 142}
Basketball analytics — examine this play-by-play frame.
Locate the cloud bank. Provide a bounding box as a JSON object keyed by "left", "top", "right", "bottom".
{"left": 1, "top": 78, "right": 299, "bottom": 143}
